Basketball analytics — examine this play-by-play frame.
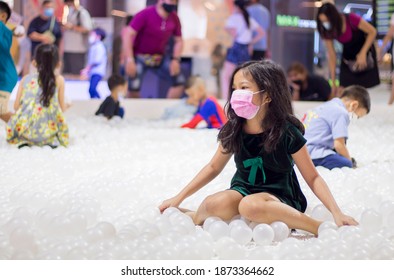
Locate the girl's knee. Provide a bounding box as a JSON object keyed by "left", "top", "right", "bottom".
{"left": 201, "top": 194, "right": 222, "bottom": 213}
{"left": 238, "top": 196, "right": 265, "bottom": 220}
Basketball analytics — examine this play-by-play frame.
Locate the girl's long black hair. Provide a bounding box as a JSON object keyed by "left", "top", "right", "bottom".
{"left": 316, "top": 2, "right": 343, "bottom": 40}
{"left": 218, "top": 60, "right": 304, "bottom": 154}
{"left": 34, "top": 44, "right": 59, "bottom": 107}
{"left": 234, "top": 0, "right": 250, "bottom": 28}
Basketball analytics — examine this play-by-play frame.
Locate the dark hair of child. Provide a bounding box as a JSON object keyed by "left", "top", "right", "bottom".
{"left": 341, "top": 85, "right": 371, "bottom": 113}
{"left": 93, "top": 27, "right": 106, "bottom": 41}
{"left": 107, "top": 74, "right": 126, "bottom": 91}
{"left": 218, "top": 60, "right": 305, "bottom": 154}
{"left": 34, "top": 44, "right": 59, "bottom": 107}
{"left": 234, "top": 0, "right": 250, "bottom": 28}
{"left": 0, "top": 1, "right": 11, "bottom": 21}
{"left": 184, "top": 75, "right": 202, "bottom": 90}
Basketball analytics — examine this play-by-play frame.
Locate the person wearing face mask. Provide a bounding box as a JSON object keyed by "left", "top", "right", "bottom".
{"left": 122, "top": 0, "right": 185, "bottom": 98}
{"left": 62, "top": 0, "right": 93, "bottom": 77}
{"left": 80, "top": 28, "right": 107, "bottom": 99}
{"left": 0, "top": 1, "right": 18, "bottom": 123}
{"left": 302, "top": 85, "right": 370, "bottom": 170}
{"left": 316, "top": 2, "right": 379, "bottom": 98}
{"left": 159, "top": 60, "right": 358, "bottom": 236}
{"left": 27, "top": 0, "right": 62, "bottom": 59}
{"left": 95, "top": 74, "right": 126, "bottom": 120}
{"left": 287, "top": 62, "right": 331, "bottom": 101}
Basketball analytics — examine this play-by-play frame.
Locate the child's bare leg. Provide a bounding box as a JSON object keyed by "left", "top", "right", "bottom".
{"left": 389, "top": 75, "right": 394, "bottom": 105}
{"left": 0, "top": 91, "right": 12, "bottom": 123}
{"left": 0, "top": 112, "right": 12, "bottom": 123}
{"left": 220, "top": 61, "right": 236, "bottom": 100}
{"left": 239, "top": 193, "right": 322, "bottom": 236}
{"left": 192, "top": 190, "right": 243, "bottom": 225}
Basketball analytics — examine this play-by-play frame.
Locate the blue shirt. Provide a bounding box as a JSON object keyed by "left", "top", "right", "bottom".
{"left": 247, "top": 3, "right": 270, "bottom": 51}
{"left": 87, "top": 41, "right": 107, "bottom": 77}
{"left": 302, "top": 98, "right": 350, "bottom": 159}
{"left": 0, "top": 21, "right": 18, "bottom": 93}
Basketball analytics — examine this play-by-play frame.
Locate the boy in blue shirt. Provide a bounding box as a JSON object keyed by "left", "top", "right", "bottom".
{"left": 302, "top": 85, "right": 370, "bottom": 169}
{"left": 81, "top": 27, "right": 107, "bottom": 99}
{"left": 0, "top": 1, "right": 18, "bottom": 122}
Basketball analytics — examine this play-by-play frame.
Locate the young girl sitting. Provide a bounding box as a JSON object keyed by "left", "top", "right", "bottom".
{"left": 6, "top": 43, "right": 69, "bottom": 148}
{"left": 159, "top": 60, "right": 358, "bottom": 236}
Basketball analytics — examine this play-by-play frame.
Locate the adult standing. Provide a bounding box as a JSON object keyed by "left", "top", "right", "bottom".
{"left": 0, "top": 0, "right": 17, "bottom": 122}
{"left": 62, "top": 0, "right": 93, "bottom": 77}
{"left": 3, "top": 0, "right": 26, "bottom": 73}
{"left": 316, "top": 2, "right": 379, "bottom": 98}
{"left": 378, "top": 12, "right": 394, "bottom": 105}
{"left": 220, "top": 0, "right": 264, "bottom": 100}
{"left": 122, "top": 0, "right": 185, "bottom": 98}
{"left": 246, "top": 0, "right": 270, "bottom": 60}
{"left": 27, "top": 0, "right": 62, "bottom": 58}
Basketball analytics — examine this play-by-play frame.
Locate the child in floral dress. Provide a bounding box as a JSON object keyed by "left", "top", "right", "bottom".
{"left": 6, "top": 44, "right": 68, "bottom": 147}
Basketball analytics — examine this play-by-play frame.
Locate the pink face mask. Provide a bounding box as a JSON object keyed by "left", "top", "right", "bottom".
{"left": 230, "top": 89, "right": 263, "bottom": 119}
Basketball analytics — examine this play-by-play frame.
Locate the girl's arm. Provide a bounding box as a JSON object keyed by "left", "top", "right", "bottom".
{"left": 13, "top": 76, "right": 26, "bottom": 111}
{"left": 292, "top": 145, "right": 358, "bottom": 226}
{"left": 56, "top": 75, "right": 67, "bottom": 112}
{"left": 323, "top": 39, "right": 337, "bottom": 94}
{"left": 225, "top": 27, "right": 237, "bottom": 39}
{"left": 159, "top": 144, "right": 233, "bottom": 212}
{"left": 250, "top": 25, "right": 265, "bottom": 46}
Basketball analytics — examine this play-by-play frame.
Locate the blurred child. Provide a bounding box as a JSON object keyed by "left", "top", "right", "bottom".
{"left": 6, "top": 44, "right": 69, "bottom": 147}
{"left": 81, "top": 27, "right": 107, "bottom": 99}
{"left": 0, "top": 1, "right": 18, "bottom": 123}
{"left": 161, "top": 96, "right": 197, "bottom": 120}
{"left": 95, "top": 74, "right": 126, "bottom": 120}
{"left": 302, "top": 85, "right": 370, "bottom": 169}
{"left": 181, "top": 76, "right": 227, "bottom": 129}
{"left": 378, "top": 11, "right": 394, "bottom": 105}
{"left": 159, "top": 60, "right": 357, "bottom": 236}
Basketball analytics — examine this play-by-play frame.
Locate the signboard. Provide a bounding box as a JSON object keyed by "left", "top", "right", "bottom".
{"left": 375, "top": 0, "right": 394, "bottom": 38}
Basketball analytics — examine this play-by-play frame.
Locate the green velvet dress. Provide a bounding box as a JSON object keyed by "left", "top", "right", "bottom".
{"left": 230, "top": 123, "right": 307, "bottom": 212}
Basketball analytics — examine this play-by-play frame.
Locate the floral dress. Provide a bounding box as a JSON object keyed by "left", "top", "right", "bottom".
{"left": 6, "top": 74, "right": 69, "bottom": 147}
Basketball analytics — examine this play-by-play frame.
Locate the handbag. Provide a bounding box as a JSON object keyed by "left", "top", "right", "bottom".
{"left": 343, "top": 51, "right": 375, "bottom": 73}
{"left": 42, "top": 17, "right": 56, "bottom": 44}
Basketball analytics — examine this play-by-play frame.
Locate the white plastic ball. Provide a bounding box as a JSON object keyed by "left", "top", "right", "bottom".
{"left": 230, "top": 224, "right": 253, "bottom": 245}
{"left": 9, "top": 227, "right": 37, "bottom": 253}
{"left": 162, "top": 207, "right": 180, "bottom": 217}
{"left": 311, "top": 204, "right": 333, "bottom": 222}
{"left": 318, "top": 221, "right": 338, "bottom": 236}
{"left": 216, "top": 242, "right": 245, "bottom": 259}
{"left": 252, "top": 223, "right": 274, "bottom": 245}
{"left": 270, "top": 221, "right": 290, "bottom": 242}
{"left": 203, "top": 216, "right": 222, "bottom": 231}
{"left": 360, "top": 209, "right": 383, "bottom": 233}
{"left": 207, "top": 220, "right": 230, "bottom": 241}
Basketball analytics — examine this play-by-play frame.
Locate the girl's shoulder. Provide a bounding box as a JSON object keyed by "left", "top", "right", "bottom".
{"left": 346, "top": 13, "right": 362, "bottom": 29}
{"left": 21, "top": 73, "right": 38, "bottom": 85}
{"left": 56, "top": 75, "right": 65, "bottom": 85}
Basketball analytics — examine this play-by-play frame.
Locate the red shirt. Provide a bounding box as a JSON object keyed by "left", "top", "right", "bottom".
{"left": 130, "top": 6, "right": 182, "bottom": 55}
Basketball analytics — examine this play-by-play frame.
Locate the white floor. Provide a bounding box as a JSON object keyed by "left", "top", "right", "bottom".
{"left": 0, "top": 82, "right": 393, "bottom": 260}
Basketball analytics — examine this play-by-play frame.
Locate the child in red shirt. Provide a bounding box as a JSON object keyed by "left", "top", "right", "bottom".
{"left": 181, "top": 76, "right": 227, "bottom": 129}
